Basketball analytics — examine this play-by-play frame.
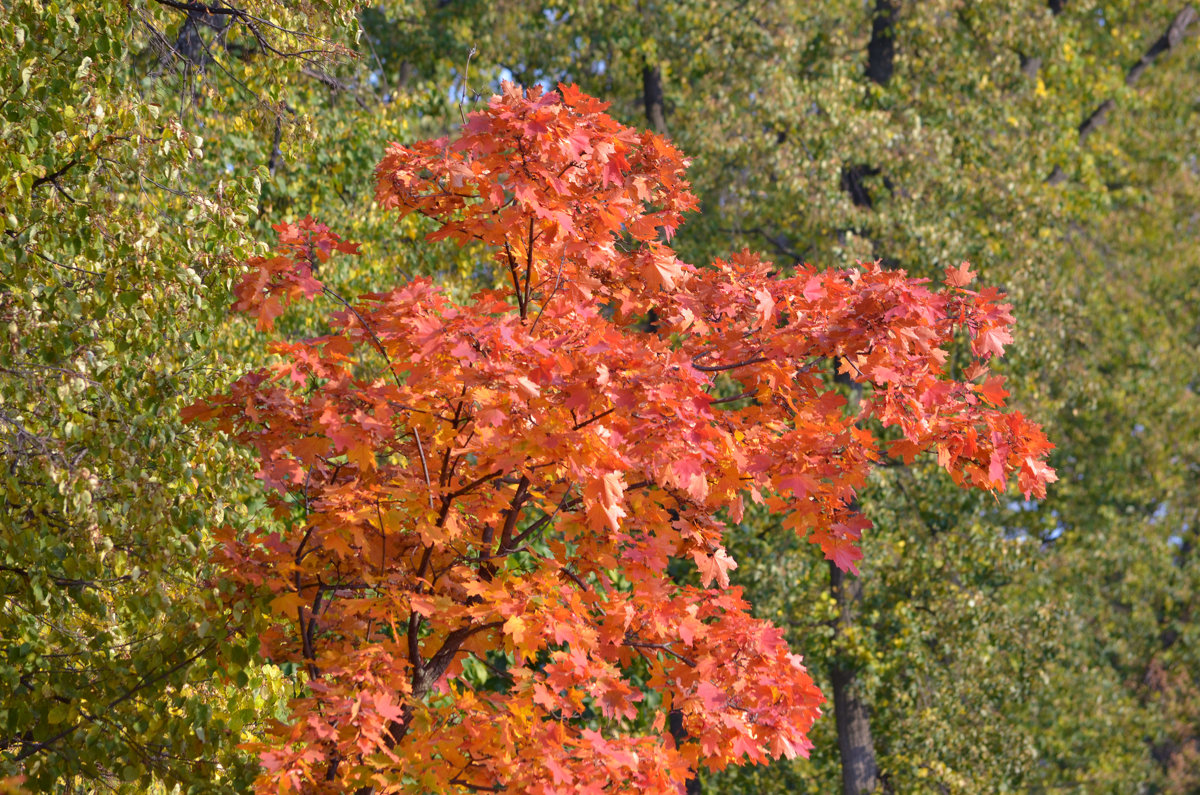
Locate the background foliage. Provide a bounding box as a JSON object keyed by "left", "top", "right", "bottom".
{"left": 2, "top": 0, "right": 1196, "bottom": 792}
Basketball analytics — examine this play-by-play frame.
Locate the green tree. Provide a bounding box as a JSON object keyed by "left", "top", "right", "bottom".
{"left": 0, "top": 1, "right": 384, "bottom": 790}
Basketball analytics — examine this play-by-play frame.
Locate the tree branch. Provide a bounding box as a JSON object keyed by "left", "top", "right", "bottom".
{"left": 31, "top": 161, "right": 79, "bottom": 192}
{"left": 693, "top": 355, "right": 769, "bottom": 373}
{"left": 1050, "top": 5, "right": 1197, "bottom": 182}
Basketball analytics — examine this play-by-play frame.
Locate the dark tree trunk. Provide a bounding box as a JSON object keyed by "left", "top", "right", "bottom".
{"left": 843, "top": 0, "right": 898, "bottom": 207}
{"left": 841, "top": 164, "right": 881, "bottom": 210}
{"left": 866, "top": 0, "right": 900, "bottom": 86}
{"left": 642, "top": 63, "right": 668, "bottom": 135}
{"left": 669, "top": 708, "right": 703, "bottom": 795}
{"left": 830, "top": 561, "right": 880, "bottom": 795}
{"left": 1077, "top": 99, "right": 1115, "bottom": 143}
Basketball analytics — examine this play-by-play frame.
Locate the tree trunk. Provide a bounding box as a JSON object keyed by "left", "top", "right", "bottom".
{"left": 843, "top": 0, "right": 898, "bottom": 208}
{"left": 866, "top": 0, "right": 900, "bottom": 86}
{"left": 830, "top": 561, "right": 880, "bottom": 795}
{"left": 669, "top": 708, "right": 703, "bottom": 795}
{"left": 642, "top": 63, "right": 668, "bottom": 135}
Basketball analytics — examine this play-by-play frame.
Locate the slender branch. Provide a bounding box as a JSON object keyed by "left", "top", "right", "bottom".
{"left": 709, "top": 390, "right": 756, "bottom": 405}
{"left": 31, "top": 160, "right": 79, "bottom": 192}
{"left": 573, "top": 407, "right": 615, "bottom": 430}
{"left": 151, "top": 0, "right": 240, "bottom": 16}
{"left": 1126, "top": 5, "right": 1197, "bottom": 86}
{"left": 502, "top": 240, "right": 525, "bottom": 315}
{"left": 623, "top": 639, "right": 697, "bottom": 668}
{"left": 446, "top": 469, "right": 505, "bottom": 501}
{"left": 406, "top": 610, "right": 423, "bottom": 671}
{"left": 28, "top": 249, "right": 100, "bottom": 277}
{"left": 438, "top": 394, "right": 468, "bottom": 487}
{"left": 692, "top": 355, "right": 769, "bottom": 373}
{"left": 528, "top": 253, "right": 565, "bottom": 335}
{"left": 559, "top": 566, "right": 591, "bottom": 593}
{"left": 1049, "top": 5, "right": 1198, "bottom": 183}
{"left": 448, "top": 779, "right": 501, "bottom": 793}
{"left": 412, "top": 426, "right": 435, "bottom": 510}
{"left": 509, "top": 487, "right": 577, "bottom": 549}
{"left": 322, "top": 286, "right": 401, "bottom": 387}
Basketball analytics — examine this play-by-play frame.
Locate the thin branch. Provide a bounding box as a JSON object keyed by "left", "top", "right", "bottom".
{"left": 497, "top": 476, "right": 531, "bottom": 553}
{"left": 31, "top": 161, "right": 79, "bottom": 192}
{"left": 559, "top": 566, "right": 591, "bottom": 593}
{"left": 1126, "top": 5, "right": 1198, "bottom": 86}
{"left": 1050, "top": 5, "right": 1198, "bottom": 182}
{"left": 528, "top": 253, "right": 565, "bottom": 335}
{"left": 508, "top": 487, "right": 577, "bottom": 549}
{"left": 692, "top": 355, "right": 769, "bottom": 373}
{"left": 709, "top": 389, "right": 756, "bottom": 405}
{"left": 522, "top": 217, "right": 535, "bottom": 317}
{"left": 28, "top": 249, "right": 99, "bottom": 277}
{"left": 502, "top": 239, "right": 526, "bottom": 316}
{"left": 573, "top": 407, "right": 615, "bottom": 430}
{"left": 623, "top": 639, "right": 697, "bottom": 668}
{"left": 412, "top": 427, "right": 435, "bottom": 510}
{"left": 446, "top": 469, "right": 505, "bottom": 501}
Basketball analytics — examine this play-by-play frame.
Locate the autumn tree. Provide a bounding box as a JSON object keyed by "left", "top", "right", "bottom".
{"left": 185, "top": 83, "right": 1055, "bottom": 793}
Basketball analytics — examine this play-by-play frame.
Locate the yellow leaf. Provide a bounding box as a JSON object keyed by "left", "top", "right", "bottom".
{"left": 269, "top": 591, "right": 306, "bottom": 617}
{"left": 347, "top": 442, "right": 376, "bottom": 473}
{"left": 504, "top": 614, "right": 527, "bottom": 644}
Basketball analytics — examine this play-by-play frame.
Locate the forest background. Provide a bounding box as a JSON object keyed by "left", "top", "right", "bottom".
{"left": 1, "top": 0, "right": 1197, "bottom": 793}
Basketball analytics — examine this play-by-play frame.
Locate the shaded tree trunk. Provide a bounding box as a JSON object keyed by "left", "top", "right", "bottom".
{"left": 844, "top": 1, "right": 899, "bottom": 209}
{"left": 832, "top": 0, "right": 895, "bottom": 759}
{"left": 669, "top": 708, "right": 703, "bottom": 795}
{"left": 642, "top": 62, "right": 668, "bottom": 135}
{"left": 830, "top": 560, "right": 880, "bottom": 795}
{"left": 866, "top": 0, "right": 900, "bottom": 86}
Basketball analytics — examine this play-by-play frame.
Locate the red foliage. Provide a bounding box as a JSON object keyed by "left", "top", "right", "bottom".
{"left": 186, "top": 83, "right": 1055, "bottom": 793}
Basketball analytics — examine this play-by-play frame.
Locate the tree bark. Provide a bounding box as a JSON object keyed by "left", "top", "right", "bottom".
{"left": 1077, "top": 99, "right": 1115, "bottom": 143}
{"left": 844, "top": 0, "right": 899, "bottom": 208}
{"left": 830, "top": 561, "right": 880, "bottom": 795}
{"left": 668, "top": 708, "right": 703, "bottom": 795}
{"left": 1125, "top": 5, "right": 1197, "bottom": 86}
{"left": 830, "top": 6, "right": 899, "bottom": 768}
{"left": 866, "top": 0, "right": 900, "bottom": 86}
{"left": 841, "top": 164, "right": 881, "bottom": 210}
{"left": 642, "top": 62, "right": 668, "bottom": 135}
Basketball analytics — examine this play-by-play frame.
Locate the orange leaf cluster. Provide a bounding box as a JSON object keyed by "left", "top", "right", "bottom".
{"left": 187, "top": 83, "right": 1055, "bottom": 793}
